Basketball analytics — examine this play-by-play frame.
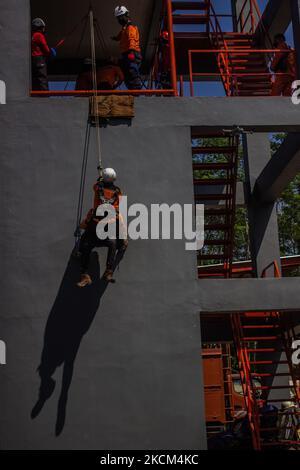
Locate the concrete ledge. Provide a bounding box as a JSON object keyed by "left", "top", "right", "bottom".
{"left": 199, "top": 278, "right": 300, "bottom": 313}
{"left": 1, "top": 97, "right": 300, "bottom": 132}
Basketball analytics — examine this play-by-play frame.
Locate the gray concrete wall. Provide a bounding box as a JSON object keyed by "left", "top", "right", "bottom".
{"left": 0, "top": 98, "right": 208, "bottom": 450}
{"left": 0, "top": 0, "right": 206, "bottom": 450}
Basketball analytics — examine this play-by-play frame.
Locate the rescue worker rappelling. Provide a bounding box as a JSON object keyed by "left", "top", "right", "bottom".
{"left": 112, "top": 6, "right": 143, "bottom": 90}
{"left": 77, "top": 168, "right": 128, "bottom": 287}
{"left": 31, "top": 18, "right": 57, "bottom": 91}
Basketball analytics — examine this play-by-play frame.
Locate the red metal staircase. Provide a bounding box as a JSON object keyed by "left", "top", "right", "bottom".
{"left": 215, "top": 32, "right": 272, "bottom": 96}
{"left": 231, "top": 264, "right": 300, "bottom": 449}
{"left": 192, "top": 132, "right": 239, "bottom": 279}
{"left": 171, "top": 0, "right": 273, "bottom": 97}
{"left": 171, "top": 1, "right": 210, "bottom": 29}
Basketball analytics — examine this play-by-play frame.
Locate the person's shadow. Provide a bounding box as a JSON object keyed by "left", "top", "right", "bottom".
{"left": 31, "top": 248, "right": 126, "bottom": 436}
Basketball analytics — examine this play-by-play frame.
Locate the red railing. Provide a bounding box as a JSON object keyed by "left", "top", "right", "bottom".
{"left": 237, "top": 0, "right": 273, "bottom": 47}
{"left": 31, "top": 0, "right": 178, "bottom": 98}
{"left": 188, "top": 49, "right": 290, "bottom": 97}
{"left": 231, "top": 313, "right": 262, "bottom": 449}
{"left": 261, "top": 260, "right": 281, "bottom": 279}
{"left": 208, "top": 1, "right": 233, "bottom": 95}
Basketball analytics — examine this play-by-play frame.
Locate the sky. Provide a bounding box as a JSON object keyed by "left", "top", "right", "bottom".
{"left": 180, "top": 0, "right": 294, "bottom": 97}
{"left": 50, "top": 0, "right": 294, "bottom": 96}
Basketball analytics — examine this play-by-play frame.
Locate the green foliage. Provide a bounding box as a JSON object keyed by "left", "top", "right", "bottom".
{"left": 194, "top": 133, "right": 300, "bottom": 265}
{"left": 273, "top": 135, "right": 300, "bottom": 258}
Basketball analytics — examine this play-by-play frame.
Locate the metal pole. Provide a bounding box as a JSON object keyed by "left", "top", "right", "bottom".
{"left": 166, "top": 0, "right": 178, "bottom": 96}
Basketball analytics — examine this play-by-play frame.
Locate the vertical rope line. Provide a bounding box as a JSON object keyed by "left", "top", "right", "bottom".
{"left": 89, "top": 9, "right": 103, "bottom": 180}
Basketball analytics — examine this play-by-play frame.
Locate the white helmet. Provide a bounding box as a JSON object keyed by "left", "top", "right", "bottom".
{"left": 114, "top": 6, "right": 129, "bottom": 17}
{"left": 103, "top": 168, "right": 117, "bottom": 183}
{"left": 32, "top": 18, "right": 46, "bottom": 30}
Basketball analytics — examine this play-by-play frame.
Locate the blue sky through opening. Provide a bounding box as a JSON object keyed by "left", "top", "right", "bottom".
{"left": 50, "top": 1, "right": 294, "bottom": 95}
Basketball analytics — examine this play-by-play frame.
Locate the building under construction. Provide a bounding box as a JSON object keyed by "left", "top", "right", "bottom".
{"left": 0, "top": 0, "right": 300, "bottom": 450}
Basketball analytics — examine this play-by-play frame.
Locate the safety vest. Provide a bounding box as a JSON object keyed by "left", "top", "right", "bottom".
{"left": 118, "top": 23, "right": 141, "bottom": 54}
{"left": 93, "top": 182, "right": 122, "bottom": 212}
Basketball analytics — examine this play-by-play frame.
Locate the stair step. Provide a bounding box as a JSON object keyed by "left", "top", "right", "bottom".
{"left": 252, "top": 373, "right": 291, "bottom": 378}
{"left": 172, "top": 14, "right": 209, "bottom": 24}
{"left": 193, "top": 162, "right": 234, "bottom": 170}
{"left": 225, "top": 39, "right": 253, "bottom": 43}
{"left": 205, "top": 208, "right": 233, "bottom": 216}
{"left": 204, "top": 223, "right": 231, "bottom": 230}
{"left": 262, "top": 440, "right": 300, "bottom": 447}
{"left": 247, "top": 348, "right": 281, "bottom": 352}
{"left": 198, "top": 254, "right": 227, "bottom": 261}
{"left": 265, "top": 398, "right": 295, "bottom": 403}
{"left": 195, "top": 194, "right": 231, "bottom": 201}
{"left": 238, "top": 76, "right": 271, "bottom": 82}
{"left": 230, "top": 59, "right": 266, "bottom": 64}
{"left": 172, "top": 1, "right": 209, "bottom": 11}
{"left": 237, "top": 91, "right": 271, "bottom": 96}
{"left": 242, "top": 336, "right": 279, "bottom": 341}
{"left": 204, "top": 239, "right": 229, "bottom": 246}
{"left": 253, "top": 385, "right": 293, "bottom": 391}
{"left": 244, "top": 312, "right": 278, "bottom": 318}
{"left": 237, "top": 82, "right": 271, "bottom": 88}
{"left": 250, "top": 360, "right": 288, "bottom": 365}
{"left": 198, "top": 269, "right": 230, "bottom": 278}
{"left": 194, "top": 178, "right": 232, "bottom": 186}
{"left": 242, "top": 325, "right": 280, "bottom": 329}
{"left": 192, "top": 146, "right": 236, "bottom": 154}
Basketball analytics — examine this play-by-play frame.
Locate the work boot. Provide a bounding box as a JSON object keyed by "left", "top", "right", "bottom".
{"left": 103, "top": 269, "right": 115, "bottom": 283}
{"left": 77, "top": 273, "right": 92, "bottom": 288}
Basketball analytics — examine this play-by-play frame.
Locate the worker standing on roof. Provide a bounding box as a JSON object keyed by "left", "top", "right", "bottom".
{"left": 112, "top": 6, "right": 143, "bottom": 90}
{"left": 77, "top": 168, "right": 128, "bottom": 287}
{"left": 31, "top": 18, "right": 57, "bottom": 91}
{"left": 270, "top": 34, "right": 297, "bottom": 97}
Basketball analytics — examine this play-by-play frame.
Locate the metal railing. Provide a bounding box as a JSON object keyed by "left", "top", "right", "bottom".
{"left": 31, "top": 0, "right": 178, "bottom": 98}
{"left": 237, "top": 0, "right": 273, "bottom": 47}
{"left": 188, "top": 48, "right": 292, "bottom": 97}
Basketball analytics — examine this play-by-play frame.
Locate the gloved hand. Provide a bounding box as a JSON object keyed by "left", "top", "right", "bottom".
{"left": 128, "top": 52, "right": 136, "bottom": 62}
{"left": 51, "top": 48, "right": 57, "bottom": 58}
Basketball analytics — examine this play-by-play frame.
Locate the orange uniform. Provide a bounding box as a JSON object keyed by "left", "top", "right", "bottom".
{"left": 82, "top": 182, "right": 123, "bottom": 229}
{"left": 271, "top": 45, "right": 297, "bottom": 96}
{"left": 116, "top": 23, "right": 141, "bottom": 53}
{"left": 76, "top": 65, "right": 124, "bottom": 90}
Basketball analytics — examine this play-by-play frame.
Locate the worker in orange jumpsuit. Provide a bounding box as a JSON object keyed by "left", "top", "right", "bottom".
{"left": 77, "top": 168, "right": 128, "bottom": 287}
{"left": 270, "top": 34, "right": 297, "bottom": 96}
{"left": 31, "top": 18, "right": 56, "bottom": 91}
{"left": 75, "top": 58, "right": 124, "bottom": 91}
{"left": 112, "top": 6, "right": 143, "bottom": 90}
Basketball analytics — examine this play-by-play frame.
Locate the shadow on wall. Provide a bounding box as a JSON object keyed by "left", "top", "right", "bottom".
{"left": 31, "top": 252, "right": 106, "bottom": 436}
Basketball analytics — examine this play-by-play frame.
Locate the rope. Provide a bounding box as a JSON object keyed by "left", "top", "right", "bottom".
{"left": 55, "top": 13, "right": 89, "bottom": 49}
{"left": 74, "top": 119, "right": 91, "bottom": 246}
{"left": 73, "top": 6, "right": 105, "bottom": 246}
{"left": 89, "top": 9, "right": 103, "bottom": 180}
